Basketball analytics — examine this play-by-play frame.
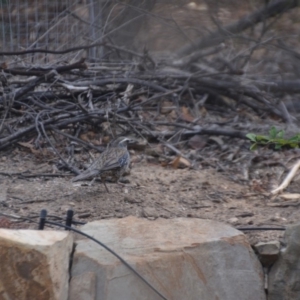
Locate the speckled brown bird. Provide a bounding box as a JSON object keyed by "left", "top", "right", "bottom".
{"left": 72, "top": 137, "right": 133, "bottom": 192}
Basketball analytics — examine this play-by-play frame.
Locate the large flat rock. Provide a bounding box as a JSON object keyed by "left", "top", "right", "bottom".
{"left": 71, "top": 216, "right": 266, "bottom": 300}
{"left": 0, "top": 229, "right": 73, "bottom": 300}
{"left": 268, "top": 223, "right": 300, "bottom": 300}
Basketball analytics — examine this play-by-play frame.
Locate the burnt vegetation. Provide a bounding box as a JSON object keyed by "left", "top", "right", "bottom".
{"left": 0, "top": 0, "right": 300, "bottom": 178}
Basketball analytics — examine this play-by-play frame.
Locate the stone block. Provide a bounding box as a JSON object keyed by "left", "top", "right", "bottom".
{"left": 268, "top": 223, "right": 300, "bottom": 300}
{"left": 69, "top": 272, "right": 96, "bottom": 300}
{"left": 71, "top": 216, "right": 266, "bottom": 300}
{"left": 0, "top": 229, "right": 73, "bottom": 300}
{"left": 254, "top": 241, "right": 280, "bottom": 268}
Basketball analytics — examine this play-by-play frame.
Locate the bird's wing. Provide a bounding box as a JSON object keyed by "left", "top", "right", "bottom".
{"left": 71, "top": 150, "right": 109, "bottom": 182}
{"left": 72, "top": 168, "right": 99, "bottom": 182}
{"left": 71, "top": 148, "right": 129, "bottom": 182}
{"left": 99, "top": 148, "right": 129, "bottom": 171}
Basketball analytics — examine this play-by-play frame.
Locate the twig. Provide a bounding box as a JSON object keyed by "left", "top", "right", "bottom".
{"left": 271, "top": 160, "right": 300, "bottom": 194}
{"left": 2, "top": 58, "right": 87, "bottom": 76}
{"left": 39, "top": 123, "right": 81, "bottom": 175}
{"left": 176, "top": 0, "right": 299, "bottom": 56}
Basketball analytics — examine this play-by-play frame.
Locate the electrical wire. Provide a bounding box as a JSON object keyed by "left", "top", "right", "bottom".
{"left": 1, "top": 210, "right": 287, "bottom": 300}
{"left": 45, "top": 220, "right": 168, "bottom": 300}
{"left": 237, "top": 226, "right": 285, "bottom": 231}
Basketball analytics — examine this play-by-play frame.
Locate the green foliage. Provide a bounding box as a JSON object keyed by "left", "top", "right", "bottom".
{"left": 246, "top": 126, "right": 300, "bottom": 150}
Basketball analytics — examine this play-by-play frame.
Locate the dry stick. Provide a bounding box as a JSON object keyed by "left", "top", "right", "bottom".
{"left": 232, "top": 6, "right": 285, "bottom": 71}
{"left": 124, "top": 74, "right": 285, "bottom": 119}
{"left": 0, "top": 112, "right": 72, "bottom": 150}
{"left": 70, "top": 77, "right": 170, "bottom": 93}
{"left": 172, "top": 41, "right": 226, "bottom": 68}
{"left": 271, "top": 160, "right": 300, "bottom": 194}
{"left": 257, "top": 79, "right": 300, "bottom": 94}
{"left": 149, "top": 123, "right": 248, "bottom": 140}
{"left": 50, "top": 127, "right": 103, "bottom": 152}
{"left": 66, "top": 68, "right": 300, "bottom": 95}
{"left": 0, "top": 39, "right": 147, "bottom": 62}
{"left": 160, "top": 140, "right": 192, "bottom": 163}
{"left": 176, "top": 0, "right": 299, "bottom": 57}
{"left": 78, "top": 69, "right": 300, "bottom": 95}
{"left": 0, "top": 89, "right": 16, "bottom": 133}
{"left": 88, "top": 72, "right": 285, "bottom": 120}
{"left": 129, "top": 88, "right": 182, "bottom": 109}
{"left": 0, "top": 42, "right": 107, "bottom": 56}
{"left": 0, "top": 60, "right": 288, "bottom": 151}
{"left": 152, "top": 122, "right": 195, "bottom": 131}
{"left": 113, "top": 114, "right": 147, "bottom": 141}
{"left": 28, "top": 97, "right": 78, "bottom": 114}
{"left": 0, "top": 104, "right": 121, "bottom": 150}
{"left": 20, "top": 173, "right": 70, "bottom": 178}
{"left": 191, "top": 78, "right": 285, "bottom": 120}
{"left": 67, "top": 126, "right": 82, "bottom": 164}
{"left": 278, "top": 101, "right": 294, "bottom": 124}
{"left": 0, "top": 41, "right": 146, "bottom": 62}
{"left": 0, "top": 76, "right": 50, "bottom": 104}
{"left": 3, "top": 58, "right": 87, "bottom": 77}
{"left": 0, "top": 212, "right": 41, "bottom": 227}
{"left": 39, "top": 123, "right": 81, "bottom": 176}
{"left": 34, "top": 111, "right": 45, "bottom": 147}
{"left": 276, "top": 39, "right": 300, "bottom": 62}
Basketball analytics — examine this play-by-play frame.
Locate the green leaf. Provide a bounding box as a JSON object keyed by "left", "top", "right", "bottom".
{"left": 255, "top": 135, "right": 269, "bottom": 142}
{"left": 247, "top": 127, "right": 300, "bottom": 150}
{"left": 277, "top": 130, "right": 284, "bottom": 139}
{"left": 289, "top": 134, "right": 300, "bottom": 142}
{"left": 290, "top": 143, "right": 299, "bottom": 148}
{"left": 246, "top": 133, "right": 257, "bottom": 142}
{"left": 275, "top": 139, "right": 287, "bottom": 145}
{"left": 269, "top": 126, "right": 278, "bottom": 139}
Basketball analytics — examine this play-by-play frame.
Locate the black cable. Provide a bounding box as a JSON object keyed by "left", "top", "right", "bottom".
{"left": 65, "top": 209, "right": 74, "bottom": 230}
{"left": 38, "top": 209, "right": 47, "bottom": 230}
{"left": 0, "top": 210, "right": 286, "bottom": 300}
{"left": 0, "top": 212, "right": 40, "bottom": 225}
{"left": 45, "top": 220, "right": 168, "bottom": 300}
{"left": 4, "top": 212, "right": 87, "bottom": 225}
{"left": 0, "top": 211, "right": 287, "bottom": 233}
{"left": 237, "top": 226, "right": 285, "bottom": 231}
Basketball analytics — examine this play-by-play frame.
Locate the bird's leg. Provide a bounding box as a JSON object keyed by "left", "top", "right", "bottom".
{"left": 117, "top": 181, "right": 127, "bottom": 187}
{"left": 102, "top": 178, "right": 110, "bottom": 193}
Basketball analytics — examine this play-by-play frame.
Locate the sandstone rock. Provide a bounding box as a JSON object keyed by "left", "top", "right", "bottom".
{"left": 0, "top": 229, "right": 73, "bottom": 300}
{"left": 268, "top": 223, "right": 300, "bottom": 300}
{"left": 71, "top": 216, "right": 266, "bottom": 300}
{"left": 69, "top": 272, "right": 96, "bottom": 300}
{"left": 254, "top": 241, "right": 280, "bottom": 268}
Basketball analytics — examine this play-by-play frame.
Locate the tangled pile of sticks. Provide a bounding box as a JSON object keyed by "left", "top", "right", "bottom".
{"left": 0, "top": 41, "right": 299, "bottom": 175}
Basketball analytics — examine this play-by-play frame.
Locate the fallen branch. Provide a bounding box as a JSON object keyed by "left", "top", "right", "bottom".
{"left": 176, "top": 0, "right": 299, "bottom": 57}
{"left": 271, "top": 159, "right": 300, "bottom": 194}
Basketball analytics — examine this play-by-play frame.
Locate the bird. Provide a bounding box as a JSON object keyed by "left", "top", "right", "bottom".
{"left": 72, "top": 136, "right": 133, "bottom": 192}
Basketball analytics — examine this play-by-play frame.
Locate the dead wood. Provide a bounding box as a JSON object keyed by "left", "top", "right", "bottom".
{"left": 176, "top": 0, "right": 299, "bottom": 57}
{"left": 0, "top": 2, "right": 299, "bottom": 177}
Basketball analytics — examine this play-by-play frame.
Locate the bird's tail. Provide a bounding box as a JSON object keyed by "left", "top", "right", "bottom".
{"left": 72, "top": 169, "right": 99, "bottom": 182}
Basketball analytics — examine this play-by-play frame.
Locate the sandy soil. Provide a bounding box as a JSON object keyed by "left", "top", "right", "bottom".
{"left": 1, "top": 148, "right": 294, "bottom": 245}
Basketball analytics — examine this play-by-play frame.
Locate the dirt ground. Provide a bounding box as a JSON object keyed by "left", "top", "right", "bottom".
{"left": 1, "top": 0, "right": 300, "bottom": 249}
{"left": 1, "top": 146, "right": 296, "bottom": 246}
